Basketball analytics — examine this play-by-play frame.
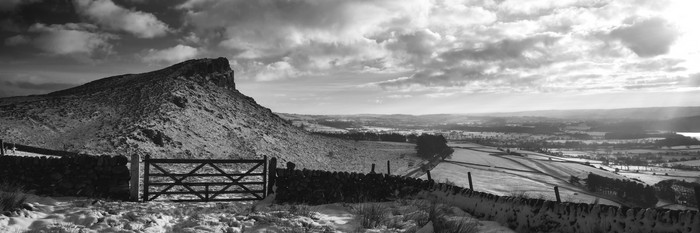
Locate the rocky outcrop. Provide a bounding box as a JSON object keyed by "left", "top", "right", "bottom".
{"left": 0, "top": 57, "right": 397, "bottom": 171}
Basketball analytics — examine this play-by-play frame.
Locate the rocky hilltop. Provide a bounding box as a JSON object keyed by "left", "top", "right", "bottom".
{"left": 0, "top": 58, "right": 413, "bottom": 171}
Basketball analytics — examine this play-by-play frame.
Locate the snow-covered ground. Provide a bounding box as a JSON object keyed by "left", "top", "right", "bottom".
{"left": 1, "top": 193, "right": 515, "bottom": 233}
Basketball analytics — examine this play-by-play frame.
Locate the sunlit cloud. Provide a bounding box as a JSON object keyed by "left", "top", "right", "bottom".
{"left": 74, "top": 0, "right": 171, "bottom": 38}
{"left": 143, "top": 44, "right": 199, "bottom": 64}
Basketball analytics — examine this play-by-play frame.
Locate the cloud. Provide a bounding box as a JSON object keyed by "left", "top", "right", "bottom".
{"left": 387, "top": 94, "right": 412, "bottom": 99}
{"left": 440, "top": 35, "right": 559, "bottom": 64}
{"left": 2, "top": 80, "right": 77, "bottom": 91}
{"left": 609, "top": 17, "right": 679, "bottom": 57}
{"left": 688, "top": 73, "right": 700, "bottom": 87}
{"left": 27, "top": 23, "right": 115, "bottom": 56}
{"left": 178, "top": 0, "right": 427, "bottom": 77}
{"left": 0, "top": 0, "right": 40, "bottom": 11}
{"left": 4, "top": 35, "right": 30, "bottom": 46}
{"left": 252, "top": 60, "right": 301, "bottom": 81}
{"left": 620, "top": 58, "right": 685, "bottom": 72}
{"left": 143, "top": 44, "right": 199, "bottom": 64}
{"left": 171, "top": 0, "right": 692, "bottom": 96}
{"left": 74, "top": 0, "right": 170, "bottom": 38}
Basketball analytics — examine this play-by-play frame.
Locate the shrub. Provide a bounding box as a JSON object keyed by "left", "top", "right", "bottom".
{"left": 410, "top": 200, "right": 479, "bottom": 233}
{"left": 0, "top": 181, "right": 29, "bottom": 212}
{"left": 353, "top": 203, "right": 388, "bottom": 228}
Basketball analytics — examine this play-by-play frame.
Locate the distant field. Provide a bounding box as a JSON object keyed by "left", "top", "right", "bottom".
{"left": 446, "top": 149, "right": 536, "bottom": 172}
{"left": 431, "top": 143, "right": 700, "bottom": 209}
{"left": 426, "top": 157, "right": 619, "bottom": 206}
{"left": 618, "top": 171, "right": 699, "bottom": 186}
{"left": 427, "top": 146, "right": 630, "bottom": 206}
{"left": 668, "top": 159, "right": 700, "bottom": 166}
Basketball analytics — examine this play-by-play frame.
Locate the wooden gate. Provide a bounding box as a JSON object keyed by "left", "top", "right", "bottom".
{"left": 143, "top": 155, "right": 267, "bottom": 202}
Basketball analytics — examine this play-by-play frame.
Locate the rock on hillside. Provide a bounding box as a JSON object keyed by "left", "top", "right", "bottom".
{"left": 0, "top": 58, "right": 410, "bottom": 170}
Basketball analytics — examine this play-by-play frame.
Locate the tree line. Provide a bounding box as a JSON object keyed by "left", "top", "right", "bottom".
{"left": 313, "top": 132, "right": 413, "bottom": 142}
{"left": 586, "top": 173, "right": 658, "bottom": 207}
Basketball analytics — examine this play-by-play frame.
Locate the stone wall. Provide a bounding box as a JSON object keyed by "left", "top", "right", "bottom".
{"left": 274, "top": 168, "right": 430, "bottom": 204}
{"left": 0, "top": 154, "right": 130, "bottom": 200}
{"left": 273, "top": 168, "right": 699, "bottom": 233}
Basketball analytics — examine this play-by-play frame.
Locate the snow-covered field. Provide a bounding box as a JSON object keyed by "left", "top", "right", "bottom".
{"left": 425, "top": 147, "right": 631, "bottom": 206}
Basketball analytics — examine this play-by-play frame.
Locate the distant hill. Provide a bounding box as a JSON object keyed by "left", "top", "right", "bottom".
{"left": 472, "top": 107, "right": 700, "bottom": 121}
{"left": 280, "top": 106, "right": 700, "bottom": 132}
{"left": 0, "top": 58, "right": 406, "bottom": 170}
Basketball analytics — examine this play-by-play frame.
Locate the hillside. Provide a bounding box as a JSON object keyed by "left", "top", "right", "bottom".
{"left": 0, "top": 58, "right": 414, "bottom": 171}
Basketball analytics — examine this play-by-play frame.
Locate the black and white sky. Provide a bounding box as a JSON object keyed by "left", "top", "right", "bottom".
{"left": 1, "top": 0, "right": 699, "bottom": 114}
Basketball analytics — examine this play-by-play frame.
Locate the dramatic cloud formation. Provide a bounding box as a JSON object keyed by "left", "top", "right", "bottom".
{"left": 1, "top": 0, "right": 700, "bottom": 113}
{"left": 143, "top": 44, "right": 199, "bottom": 63}
{"left": 74, "top": 0, "right": 170, "bottom": 38}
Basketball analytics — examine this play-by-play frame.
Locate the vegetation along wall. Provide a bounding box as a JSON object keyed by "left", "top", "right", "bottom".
{"left": 273, "top": 167, "right": 699, "bottom": 233}
{"left": 0, "top": 154, "right": 130, "bottom": 200}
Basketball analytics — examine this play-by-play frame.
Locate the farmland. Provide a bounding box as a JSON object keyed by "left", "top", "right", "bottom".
{"left": 427, "top": 142, "right": 700, "bottom": 210}
{"left": 426, "top": 146, "right": 625, "bottom": 206}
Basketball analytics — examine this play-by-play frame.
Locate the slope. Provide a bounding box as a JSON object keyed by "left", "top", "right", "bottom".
{"left": 0, "top": 58, "right": 415, "bottom": 171}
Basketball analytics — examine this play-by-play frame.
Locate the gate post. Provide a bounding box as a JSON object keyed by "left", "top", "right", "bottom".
{"left": 387, "top": 160, "right": 391, "bottom": 175}
{"left": 468, "top": 172, "right": 473, "bottom": 190}
{"left": 268, "top": 157, "right": 277, "bottom": 195}
{"left": 130, "top": 154, "right": 140, "bottom": 201}
{"left": 143, "top": 154, "right": 150, "bottom": 202}
{"left": 263, "top": 155, "right": 268, "bottom": 198}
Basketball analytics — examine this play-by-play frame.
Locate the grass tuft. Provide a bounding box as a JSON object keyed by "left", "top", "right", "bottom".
{"left": 0, "top": 181, "right": 29, "bottom": 212}
{"left": 353, "top": 203, "right": 389, "bottom": 229}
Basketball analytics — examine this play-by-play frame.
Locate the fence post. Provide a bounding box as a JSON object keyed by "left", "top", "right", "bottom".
{"left": 426, "top": 170, "right": 432, "bottom": 181}
{"left": 387, "top": 160, "right": 391, "bottom": 176}
{"left": 0, "top": 139, "right": 4, "bottom": 156}
{"left": 695, "top": 186, "right": 700, "bottom": 209}
{"left": 467, "top": 172, "right": 473, "bottom": 190}
{"left": 370, "top": 163, "right": 376, "bottom": 174}
{"left": 130, "top": 154, "right": 140, "bottom": 202}
{"left": 263, "top": 155, "right": 268, "bottom": 198}
{"left": 268, "top": 157, "right": 277, "bottom": 194}
{"left": 143, "top": 154, "right": 150, "bottom": 202}
{"left": 554, "top": 186, "right": 561, "bottom": 202}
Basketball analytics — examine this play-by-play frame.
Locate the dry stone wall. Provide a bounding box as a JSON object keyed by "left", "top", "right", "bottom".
{"left": 274, "top": 168, "right": 699, "bottom": 233}
{"left": 0, "top": 154, "right": 130, "bottom": 200}
{"left": 274, "top": 168, "right": 429, "bottom": 204}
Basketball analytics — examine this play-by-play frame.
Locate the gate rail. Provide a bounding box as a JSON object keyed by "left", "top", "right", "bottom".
{"left": 143, "top": 155, "right": 267, "bottom": 202}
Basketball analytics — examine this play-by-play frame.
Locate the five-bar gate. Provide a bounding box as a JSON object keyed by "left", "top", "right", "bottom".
{"left": 143, "top": 155, "right": 267, "bottom": 202}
